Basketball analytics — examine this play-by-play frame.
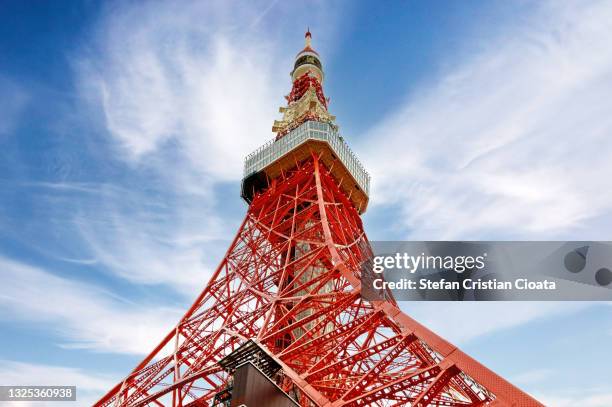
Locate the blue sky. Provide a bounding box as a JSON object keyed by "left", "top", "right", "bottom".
{"left": 1, "top": 1, "right": 612, "bottom": 405}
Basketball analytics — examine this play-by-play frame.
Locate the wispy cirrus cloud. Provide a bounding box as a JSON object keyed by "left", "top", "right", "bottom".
{"left": 508, "top": 366, "right": 612, "bottom": 406}
{"left": 361, "top": 0, "right": 612, "bottom": 240}
{"left": 67, "top": 180, "right": 227, "bottom": 295}
{"left": 401, "top": 301, "right": 588, "bottom": 345}
{"left": 78, "top": 0, "right": 344, "bottom": 181}
{"left": 535, "top": 389, "right": 612, "bottom": 407}
{"left": 66, "top": 0, "right": 347, "bottom": 297}
{"left": 0, "top": 2, "right": 349, "bottom": 369}
{"left": 0, "top": 255, "right": 181, "bottom": 354}
{"left": 358, "top": 1, "right": 612, "bottom": 396}
{"left": 2, "top": 179, "right": 226, "bottom": 297}
{"left": 511, "top": 368, "right": 554, "bottom": 385}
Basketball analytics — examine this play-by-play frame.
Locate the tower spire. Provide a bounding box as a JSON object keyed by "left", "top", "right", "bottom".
{"left": 272, "top": 31, "right": 334, "bottom": 138}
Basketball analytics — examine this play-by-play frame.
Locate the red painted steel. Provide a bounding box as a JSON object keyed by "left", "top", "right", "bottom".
{"left": 96, "top": 156, "right": 542, "bottom": 406}
{"left": 287, "top": 73, "right": 328, "bottom": 107}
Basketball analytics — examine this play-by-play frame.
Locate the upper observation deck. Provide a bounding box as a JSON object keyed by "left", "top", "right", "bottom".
{"left": 241, "top": 120, "right": 370, "bottom": 214}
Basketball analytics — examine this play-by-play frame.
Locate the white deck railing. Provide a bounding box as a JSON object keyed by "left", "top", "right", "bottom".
{"left": 243, "top": 121, "right": 370, "bottom": 195}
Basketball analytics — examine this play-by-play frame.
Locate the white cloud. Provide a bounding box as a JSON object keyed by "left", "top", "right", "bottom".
{"left": 400, "top": 301, "right": 588, "bottom": 344}
{"left": 68, "top": 0, "right": 347, "bottom": 297}
{"left": 9, "top": 180, "right": 227, "bottom": 297}
{"left": 535, "top": 390, "right": 612, "bottom": 407}
{"left": 358, "top": 2, "right": 612, "bottom": 396}
{"left": 361, "top": 0, "right": 612, "bottom": 239}
{"left": 68, "top": 181, "right": 227, "bottom": 296}
{"left": 0, "top": 256, "right": 180, "bottom": 354}
{"left": 0, "top": 360, "right": 114, "bottom": 407}
{"left": 71, "top": 1, "right": 284, "bottom": 295}
{"left": 78, "top": 0, "right": 343, "bottom": 181}
{"left": 511, "top": 368, "right": 554, "bottom": 385}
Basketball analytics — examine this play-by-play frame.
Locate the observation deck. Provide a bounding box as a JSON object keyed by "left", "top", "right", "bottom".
{"left": 241, "top": 120, "right": 370, "bottom": 213}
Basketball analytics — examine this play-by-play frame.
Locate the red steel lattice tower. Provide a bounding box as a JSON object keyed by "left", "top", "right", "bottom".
{"left": 96, "top": 31, "right": 542, "bottom": 407}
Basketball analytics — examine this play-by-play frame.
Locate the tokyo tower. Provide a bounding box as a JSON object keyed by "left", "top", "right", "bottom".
{"left": 96, "top": 31, "right": 542, "bottom": 407}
